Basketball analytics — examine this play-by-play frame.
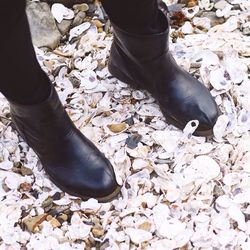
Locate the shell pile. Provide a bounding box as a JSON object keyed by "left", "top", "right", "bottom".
{"left": 0, "top": 0, "right": 250, "bottom": 249}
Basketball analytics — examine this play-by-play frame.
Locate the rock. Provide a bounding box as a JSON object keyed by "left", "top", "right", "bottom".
{"left": 23, "top": 214, "right": 48, "bottom": 233}
{"left": 107, "top": 123, "right": 127, "bottom": 133}
{"left": 72, "top": 11, "right": 86, "bottom": 28}
{"left": 213, "top": 184, "right": 225, "bottom": 198}
{"left": 243, "top": 27, "right": 250, "bottom": 35}
{"left": 187, "top": 0, "right": 198, "bottom": 7}
{"left": 57, "top": 19, "right": 72, "bottom": 35}
{"left": 138, "top": 222, "right": 152, "bottom": 231}
{"left": 200, "top": 11, "right": 225, "bottom": 27}
{"left": 46, "top": 215, "right": 53, "bottom": 221}
{"left": 57, "top": 213, "right": 68, "bottom": 222}
{"left": 86, "top": 3, "right": 96, "bottom": 15}
{"left": 124, "top": 116, "right": 134, "bottom": 126}
{"left": 241, "top": 22, "right": 250, "bottom": 36}
{"left": 26, "top": 2, "right": 61, "bottom": 49}
{"left": 73, "top": 3, "right": 89, "bottom": 12}
{"left": 20, "top": 166, "right": 33, "bottom": 176}
{"left": 49, "top": 218, "right": 61, "bottom": 228}
{"left": 91, "top": 19, "right": 104, "bottom": 28}
{"left": 92, "top": 226, "right": 105, "bottom": 238}
{"left": 167, "top": 4, "right": 184, "bottom": 13}
{"left": 126, "top": 133, "right": 142, "bottom": 149}
{"left": 42, "top": 197, "right": 54, "bottom": 208}
{"left": 19, "top": 182, "right": 32, "bottom": 192}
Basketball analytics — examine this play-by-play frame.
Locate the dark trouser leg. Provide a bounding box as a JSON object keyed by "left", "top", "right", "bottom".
{"left": 102, "top": 0, "right": 164, "bottom": 34}
{"left": 0, "top": 0, "right": 50, "bottom": 105}
{"left": 1, "top": 0, "right": 120, "bottom": 201}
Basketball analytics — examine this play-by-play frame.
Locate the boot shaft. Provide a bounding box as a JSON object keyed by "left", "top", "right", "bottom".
{"left": 8, "top": 85, "right": 74, "bottom": 146}
{"left": 112, "top": 10, "right": 170, "bottom": 63}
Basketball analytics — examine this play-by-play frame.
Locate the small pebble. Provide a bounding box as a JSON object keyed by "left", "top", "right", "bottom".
{"left": 49, "top": 217, "right": 61, "bottom": 228}
{"left": 72, "top": 11, "right": 86, "bottom": 27}
{"left": 23, "top": 214, "right": 48, "bottom": 233}
{"left": 126, "top": 133, "right": 142, "bottom": 149}
{"left": 19, "top": 182, "right": 32, "bottom": 192}
{"left": 73, "top": 3, "right": 89, "bottom": 12}
{"left": 92, "top": 19, "right": 104, "bottom": 28}
{"left": 107, "top": 123, "right": 127, "bottom": 133}
{"left": 124, "top": 116, "right": 135, "bottom": 126}
{"left": 42, "top": 197, "right": 54, "bottom": 209}
{"left": 20, "top": 166, "right": 33, "bottom": 176}
{"left": 92, "top": 226, "right": 105, "bottom": 238}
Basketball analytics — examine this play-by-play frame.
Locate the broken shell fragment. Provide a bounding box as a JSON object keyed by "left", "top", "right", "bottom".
{"left": 125, "top": 228, "right": 152, "bottom": 244}
{"left": 69, "top": 22, "right": 91, "bottom": 41}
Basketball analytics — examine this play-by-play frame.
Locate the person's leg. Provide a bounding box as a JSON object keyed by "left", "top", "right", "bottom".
{"left": 0, "top": 0, "right": 120, "bottom": 201}
{"left": 0, "top": 0, "right": 50, "bottom": 105}
{"left": 102, "top": 0, "right": 164, "bottom": 34}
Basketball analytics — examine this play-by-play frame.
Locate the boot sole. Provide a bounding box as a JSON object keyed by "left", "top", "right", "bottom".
{"left": 48, "top": 174, "right": 121, "bottom": 203}
{"left": 109, "top": 63, "right": 213, "bottom": 137}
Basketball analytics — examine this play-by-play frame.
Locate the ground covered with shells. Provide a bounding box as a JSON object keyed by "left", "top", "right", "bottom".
{"left": 0, "top": 0, "right": 250, "bottom": 249}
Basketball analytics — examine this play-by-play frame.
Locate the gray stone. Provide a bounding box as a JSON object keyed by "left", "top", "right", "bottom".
{"left": 26, "top": 2, "right": 61, "bottom": 50}
{"left": 167, "top": 4, "right": 184, "bottom": 14}
{"left": 57, "top": 19, "right": 72, "bottom": 35}
{"left": 126, "top": 134, "right": 142, "bottom": 149}
{"left": 242, "top": 27, "right": 250, "bottom": 36}
{"left": 200, "top": 11, "right": 225, "bottom": 27}
{"left": 72, "top": 11, "right": 86, "bottom": 28}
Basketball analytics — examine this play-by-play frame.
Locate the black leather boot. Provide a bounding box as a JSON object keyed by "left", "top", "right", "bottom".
{"left": 108, "top": 10, "right": 219, "bottom": 136}
{"left": 8, "top": 84, "right": 120, "bottom": 202}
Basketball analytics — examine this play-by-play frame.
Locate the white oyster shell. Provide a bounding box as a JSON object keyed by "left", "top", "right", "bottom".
{"left": 125, "top": 228, "right": 152, "bottom": 244}
{"left": 228, "top": 205, "right": 247, "bottom": 231}
{"left": 0, "top": 161, "right": 12, "bottom": 170}
{"left": 181, "top": 22, "right": 194, "bottom": 34}
{"left": 193, "top": 17, "right": 211, "bottom": 30}
{"left": 51, "top": 3, "right": 74, "bottom": 23}
{"left": 69, "top": 22, "right": 91, "bottom": 41}
{"left": 152, "top": 130, "right": 182, "bottom": 155}
{"left": 184, "top": 156, "right": 220, "bottom": 183}
{"left": 210, "top": 68, "right": 231, "bottom": 91}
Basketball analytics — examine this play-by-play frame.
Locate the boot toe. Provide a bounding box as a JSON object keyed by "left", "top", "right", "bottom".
{"left": 197, "top": 104, "right": 219, "bottom": 131}
{"left": 194, "top": 90, "right": 220, "bottom": 133}
{"left": 83, "top": 166, "right": 119, "bottom": 201}
{"left": 47, "top": 163, "right": 119, "bottom": 202}
{"left": 46, "top": 139, "right": 120, "bottom": 201}
{"left": 180, "top": 94, "right": 219, "bottom": 135}
{"left": 74, "top": 160, "right": 119, "bottom": 200}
